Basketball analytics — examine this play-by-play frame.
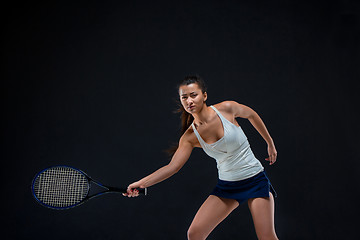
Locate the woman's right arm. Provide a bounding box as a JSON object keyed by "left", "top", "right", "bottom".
{"left": 124, "top": 132, "right": 194, "bottom": 197}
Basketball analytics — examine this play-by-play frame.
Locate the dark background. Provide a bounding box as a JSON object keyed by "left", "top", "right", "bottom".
{"left": 3, "top": 0, "right": 359, "bottom": 239}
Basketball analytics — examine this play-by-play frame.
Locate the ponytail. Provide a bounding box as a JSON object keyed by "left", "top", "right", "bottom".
{"left": 179, "top": 105, "right": 194, "bottom": 136}
{"left": 164, "top": 103, "right": 194, "bottom": 157}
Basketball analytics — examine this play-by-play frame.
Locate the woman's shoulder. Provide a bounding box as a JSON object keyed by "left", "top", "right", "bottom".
{"left": 181, "top": 124, "right": 201, "bottom": 148}
{"left": 214, "top": 101, "right": 254, "bottom": 119}
{"left": 182, "top": 124, "right": 196, "bottom": 140}
{"left": 213, "top": 100, "right": 239, "bottom": 114}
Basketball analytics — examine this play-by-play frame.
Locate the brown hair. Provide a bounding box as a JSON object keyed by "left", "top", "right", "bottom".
{"left": 165, "top": 75, "right": 208, "bottom": 157}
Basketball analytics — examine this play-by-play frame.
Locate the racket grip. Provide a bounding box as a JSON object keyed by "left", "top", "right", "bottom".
{"left": 136, "top": 187, "right": 147, "bottom": 196}
{"left": 128, "top": 187, "right": 147, "bottom": 195}
{"left": 109, "top": 187, "right": 147, "bottom": 195}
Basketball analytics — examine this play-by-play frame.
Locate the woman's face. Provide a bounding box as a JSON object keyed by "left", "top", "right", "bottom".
{"left": 179, "top": 83, "right": 207, "bottom": 113}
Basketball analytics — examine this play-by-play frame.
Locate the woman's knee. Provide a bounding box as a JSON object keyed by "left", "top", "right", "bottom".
{"left": 257, "top": 232, "right": 278, "bottom": 240}
{"left": 187, "top": 224, "right": 206, "bottom": 240}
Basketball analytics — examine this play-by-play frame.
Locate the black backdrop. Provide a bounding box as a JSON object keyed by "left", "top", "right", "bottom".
{"left": 4, "top": 1, "right": 359, "bottom": 239}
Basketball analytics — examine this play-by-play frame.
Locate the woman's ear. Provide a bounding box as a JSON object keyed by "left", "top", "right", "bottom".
{"left": 203, "top": 92, "right": 207, "bottom": 102}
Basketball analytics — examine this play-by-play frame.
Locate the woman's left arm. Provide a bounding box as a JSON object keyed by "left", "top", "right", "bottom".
{"left": 224, "top": 101, "right": 277, "bottom": 165}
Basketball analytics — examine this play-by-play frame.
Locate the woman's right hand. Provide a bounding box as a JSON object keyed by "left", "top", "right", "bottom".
{"left": 122, "top": 181, "right": 144, "bottom": 198}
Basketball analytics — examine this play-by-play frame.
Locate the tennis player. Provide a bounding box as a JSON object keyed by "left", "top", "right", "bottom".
{"left": 124, "top": 75, "right": 279, "bottom": 240}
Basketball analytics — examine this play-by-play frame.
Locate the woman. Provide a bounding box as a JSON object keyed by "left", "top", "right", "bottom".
{"left": 124, "top": 75, "right": 278, "bottom": 240}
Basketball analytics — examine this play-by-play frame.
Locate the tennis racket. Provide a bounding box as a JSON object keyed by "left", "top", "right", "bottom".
{"left": 31, "top": 165, "right": 147, "bottom": 210}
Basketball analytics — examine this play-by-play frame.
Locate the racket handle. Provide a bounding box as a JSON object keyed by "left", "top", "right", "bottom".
{"left": 130, "top": 187, "right": 147, "bottom": 196}
{"left": 108, "top": 187, "right": 147, "bottom": 196}
{"left": 137, "top": 187, "right": 147, "bottom": 196}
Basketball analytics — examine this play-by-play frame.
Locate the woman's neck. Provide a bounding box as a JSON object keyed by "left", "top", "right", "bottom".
{"left": 192, "top": 104, "right": 214, "bottom": 126}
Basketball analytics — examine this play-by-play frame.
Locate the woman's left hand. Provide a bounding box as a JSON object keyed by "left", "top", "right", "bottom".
{"left": 265, "top": 144, "right": 277, "bottom": 165}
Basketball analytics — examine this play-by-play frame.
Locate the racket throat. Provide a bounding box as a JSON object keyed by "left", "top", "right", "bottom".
{"left": 106, "top": 186, "right": 127, "bottom": 193}
{"left": 90, "top": 181, "right": 127, "bottom": 194}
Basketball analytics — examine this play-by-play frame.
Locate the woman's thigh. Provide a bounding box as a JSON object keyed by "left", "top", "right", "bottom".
{"left": 188, "top": 195, "right": 239, "bottom": 240}
{"left": 247, "top": 192, "right": 278, "bottom": 240}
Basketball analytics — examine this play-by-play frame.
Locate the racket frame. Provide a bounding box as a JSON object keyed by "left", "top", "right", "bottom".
{"left": 31, "top": 165, "right": 147, "bottom": 210}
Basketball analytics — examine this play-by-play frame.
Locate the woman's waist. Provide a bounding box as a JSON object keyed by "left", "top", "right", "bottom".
{"left": 215, "top": 149, "right": 258, "bottom": 166}
{"left": 218, "top": 167, "right": 264, "bottom": 182}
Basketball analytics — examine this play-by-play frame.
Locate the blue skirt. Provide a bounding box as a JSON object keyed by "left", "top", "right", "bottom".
{"left": 210, "top": 171, "right": 277, "bottom": 204}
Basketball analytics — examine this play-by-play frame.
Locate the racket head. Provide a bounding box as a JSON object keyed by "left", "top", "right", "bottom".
{"left": 31, "top": 165, "right": 90, "bottom": 210}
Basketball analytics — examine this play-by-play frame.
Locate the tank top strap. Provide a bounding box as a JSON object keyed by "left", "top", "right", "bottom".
{"left": 210, "top": 105, "right": 227, "bottom": 122}
{"left": 191, "top": 122, "right": 206, "bottom": 145}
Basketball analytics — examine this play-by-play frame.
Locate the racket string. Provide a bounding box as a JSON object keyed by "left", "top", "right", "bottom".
{"left": 33, "top": 167, "right": 89, "bottom": 208}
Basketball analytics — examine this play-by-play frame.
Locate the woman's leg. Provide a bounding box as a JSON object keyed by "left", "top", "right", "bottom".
{"left": 247, "top": 192, "right": 278, "bottom": 240}
{"left": 187, "top": 195, "right": 239, "bottom": 240}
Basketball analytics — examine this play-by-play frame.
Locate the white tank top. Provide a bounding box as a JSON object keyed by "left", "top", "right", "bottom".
{"left": 191, "top": 105, "right": 264, "bottom": 181}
